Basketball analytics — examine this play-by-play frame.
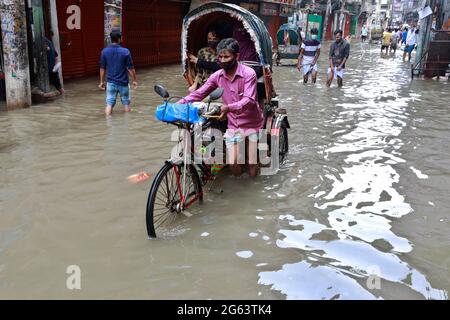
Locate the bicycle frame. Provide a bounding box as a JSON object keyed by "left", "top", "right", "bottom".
{"left": 166, "top": 119, "right": 219, "bottom": 210}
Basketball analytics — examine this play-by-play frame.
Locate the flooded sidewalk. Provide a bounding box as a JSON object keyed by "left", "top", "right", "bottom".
{"left": 0, "top": 42, "right": 449, "bottom": 299}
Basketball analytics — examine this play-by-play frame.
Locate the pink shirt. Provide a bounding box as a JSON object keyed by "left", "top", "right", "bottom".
{"left": 180, "top": 63, "right": 264, "bottom": 134}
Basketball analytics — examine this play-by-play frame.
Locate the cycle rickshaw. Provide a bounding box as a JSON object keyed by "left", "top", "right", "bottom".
{"left": 274, "top": 23, "right": 301, "bottom": 66}
{"left": 146, "top": 2, "right": 290, "bottom": 238}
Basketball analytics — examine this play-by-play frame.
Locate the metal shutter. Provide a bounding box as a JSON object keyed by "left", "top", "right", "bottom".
{"left": 123, "top": 0, "right": 186, "bottom": 67}
{"left": 57, "top": 0, "right": 103, "bottom": 79}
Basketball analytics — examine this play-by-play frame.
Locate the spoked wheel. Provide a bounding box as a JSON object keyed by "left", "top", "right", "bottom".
{"left": 146, "top": 162, "right": 202, "bottom": 238}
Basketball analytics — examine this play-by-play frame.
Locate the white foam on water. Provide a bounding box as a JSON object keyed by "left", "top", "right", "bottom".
{"left": 236, "top": 251, "right": 253, "bottom": 259}
{"left": 410, "top": 166, "right": 429, "bottom": 179}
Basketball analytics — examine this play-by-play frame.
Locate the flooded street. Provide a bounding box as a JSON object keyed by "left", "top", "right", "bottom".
{"left": 0, "top": 42, "right": 449, "bottom": 299}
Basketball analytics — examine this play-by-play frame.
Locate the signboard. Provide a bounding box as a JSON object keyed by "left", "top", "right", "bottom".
{"left": 260, "top": 2, "right": 279, "bottom": 16}
{"left": 307, "top": 14, "right": 323, "bottom": 40}
{"left": 418, "top": 5, "right": 432, "bottom": 20}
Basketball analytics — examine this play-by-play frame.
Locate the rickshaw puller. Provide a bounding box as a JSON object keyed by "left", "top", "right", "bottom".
{"left": 178, "top": 38, "right": 264, "bottom": 177}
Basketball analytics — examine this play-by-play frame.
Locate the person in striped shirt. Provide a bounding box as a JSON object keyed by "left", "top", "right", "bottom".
{"left": 297, "top": 28, "right": 321, "bottom": 84}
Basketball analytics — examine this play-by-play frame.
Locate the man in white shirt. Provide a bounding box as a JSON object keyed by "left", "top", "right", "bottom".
{"left": 396, "top": 29, "right": 402, "bottom": 43}
{"left": 361, "top": 26, "right": 368, "bottom": 42}
{"left": 390, "top": 28, "right": 400, "bottom": 54}
{"left": 403, "top": 26, "right": 418, "bottom": 62}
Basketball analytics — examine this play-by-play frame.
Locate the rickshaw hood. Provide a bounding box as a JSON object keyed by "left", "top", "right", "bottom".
{"left": 181, "top": 2, "right": 273, "bottom": 74}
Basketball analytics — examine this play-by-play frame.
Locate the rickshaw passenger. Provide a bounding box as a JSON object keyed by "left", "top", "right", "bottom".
{"left": 179, "top": 38, "right": 264, "bottom": 177}
{"left": 233, "top": 22, "right": 259, "bottom": 63}
{"left": 188, "top": 29, "right": 221, "bottom": 92}
{"left": 232, "top": 22, "right": 264, "bottom": 88}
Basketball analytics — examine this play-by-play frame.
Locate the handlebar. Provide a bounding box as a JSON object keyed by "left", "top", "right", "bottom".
{"left": 154, "top": 84, "right": 224, "bottom": 126}
{"left": 202, "top": 104, "right": 221, "bottom": 118}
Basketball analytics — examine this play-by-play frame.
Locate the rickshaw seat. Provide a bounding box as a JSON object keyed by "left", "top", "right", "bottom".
{"left": 257, "top": 76, "right": 266, "bottom": 101}
{"left": 241, "top": 61, "right": 265, "bottom": 100}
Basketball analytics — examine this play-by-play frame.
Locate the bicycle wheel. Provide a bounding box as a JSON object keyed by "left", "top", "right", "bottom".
{"left": 146, "top": 162, "right": 202, "bottom": 238}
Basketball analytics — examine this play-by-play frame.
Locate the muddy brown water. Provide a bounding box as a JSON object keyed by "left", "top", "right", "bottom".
{"left": 0, "top": 42, "right": 449, "bottom": 299}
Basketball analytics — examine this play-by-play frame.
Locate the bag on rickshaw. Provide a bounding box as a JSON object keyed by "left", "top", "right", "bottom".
{"left": 155, "top": 102, "right": 203, "bottom": 124}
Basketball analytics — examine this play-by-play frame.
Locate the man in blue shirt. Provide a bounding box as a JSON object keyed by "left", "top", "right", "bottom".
{"left": 44, "top": 35, "right": 64, "bottom": 95}
{"left": 401, "top": 27, "right": 408, "bottom": 45}
{"left": 99, "top": 31, "right": 138, "bottom": 115}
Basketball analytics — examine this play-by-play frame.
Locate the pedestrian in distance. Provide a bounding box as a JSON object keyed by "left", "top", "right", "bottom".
{"left": 381, "top": 28, "right": 392, "bottom": 54}
{"left": 297, "top": 27, "right": 321, "bottom": 84}
{"left": 401, "top": 27, "right": 408, "bottom": 46}
{"left": 44, "top": 33, "right": 64, "bottom": 95}
{"left": 327, "top": 30, "right": 350, "bottom": 88}
{"left": 361, "top": 25, "right": 368, "bottom": 42}
{"left": 390, "top": 29, "right": 400, "bottom": 54}
{"left": 396, "top": 29, "right": 403, "bottom": 44}
{"left": 403, "top": 26, "right": 418, "bottom": 62}
{"left": 99, "top": 30, "right": 138, "bottom": 116}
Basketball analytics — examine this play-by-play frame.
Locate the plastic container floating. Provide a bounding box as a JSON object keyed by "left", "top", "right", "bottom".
{"left": 128, "top": 172, "right": 152, "bottom": 184}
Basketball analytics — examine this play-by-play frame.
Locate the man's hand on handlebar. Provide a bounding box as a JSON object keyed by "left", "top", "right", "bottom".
{"left": 218, "top": 105, "right": 229, "bottom": 121}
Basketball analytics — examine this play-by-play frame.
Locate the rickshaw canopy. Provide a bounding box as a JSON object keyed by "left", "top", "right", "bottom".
{"left": 276, "top": 23, "right": 300, "bottom": 46}
{"left": 181, "top": 2, "right": 273, "bottom": 74}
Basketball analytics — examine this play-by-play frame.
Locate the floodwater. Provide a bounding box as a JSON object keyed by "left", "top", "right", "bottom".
{"left": 0, "top": 42, "right": 449, "bottom": 299}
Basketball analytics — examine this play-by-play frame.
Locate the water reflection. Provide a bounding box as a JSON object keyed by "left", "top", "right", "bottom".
{"left": 257, "top": 43, "right": 448, "bottom": 300}
{"left": 259, "top": 215, "right": 446, "bottom": 299}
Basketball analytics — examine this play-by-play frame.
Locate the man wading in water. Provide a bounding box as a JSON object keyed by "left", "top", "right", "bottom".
{"left": 327, "top": 29, "right": 350, "bottom": 88}
{"left": 297, "top": 28, "right": 321, "bottom": 84}
{"left": 99, "top": 31, "right": 138, "bottom": 116}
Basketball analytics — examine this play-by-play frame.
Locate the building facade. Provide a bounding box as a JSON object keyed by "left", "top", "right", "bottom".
{"left": 1, "top": 0, "right": 191, "bottom": 109}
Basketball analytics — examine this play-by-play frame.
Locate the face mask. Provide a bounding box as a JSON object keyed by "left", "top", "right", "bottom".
{"left": 208, "top": 40, "right": 219, "bottom": 49}
{"left": 220, "top": 58, "right": 237, "bottom": 71}
{"left": 311, "top": 35, "right": 318, "bottom": 40}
